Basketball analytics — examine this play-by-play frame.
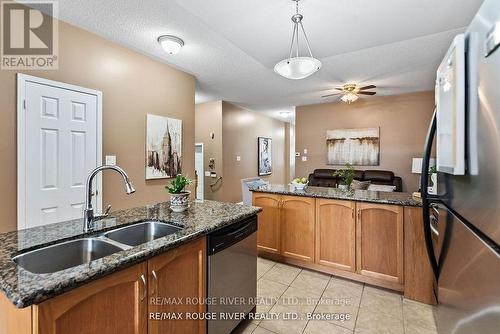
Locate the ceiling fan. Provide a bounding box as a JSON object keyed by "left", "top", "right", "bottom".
{"left": 322, "top": 84, "right": 377, "bottom": 104}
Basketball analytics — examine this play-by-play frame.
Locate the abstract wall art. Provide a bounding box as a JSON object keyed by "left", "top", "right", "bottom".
{"left": 326, "top": 127, "right": 380, "bottom": 166}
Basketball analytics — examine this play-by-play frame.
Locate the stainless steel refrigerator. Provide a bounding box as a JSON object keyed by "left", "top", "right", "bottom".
{"left": 421, "top": 1, "right": 500, "bottom": 333}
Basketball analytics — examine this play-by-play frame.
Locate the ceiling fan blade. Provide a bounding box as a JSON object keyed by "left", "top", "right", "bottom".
{"left": 358, "top": 85, "right": 376, "bottom": 90}
{"left": 334, "top": 88, "right": 344, "bottom": 91}
{"left": 322, "top": 93, "right": 341, "bottom": 98}
{"left": 358, "top": 91, "right": 377, "bottom": 95}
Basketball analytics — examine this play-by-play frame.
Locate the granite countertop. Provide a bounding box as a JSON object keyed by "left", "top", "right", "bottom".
{"left": 0, "top": 200, "right": 261, "bottom": 308}
{"left": 250, "top": 184, "right": 422, "bottom": 207}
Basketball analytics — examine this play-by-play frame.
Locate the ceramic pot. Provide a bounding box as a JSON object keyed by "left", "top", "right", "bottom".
{"left": 169, "top": 191, "right": 190, "bottom": 212}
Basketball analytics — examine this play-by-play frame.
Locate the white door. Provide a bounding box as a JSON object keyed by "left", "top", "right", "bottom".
{"left": 195, "top": 143, "right": 204, "bottom": 200}
{"left": 17, "top": 74, "right": 102, "bottom": 230}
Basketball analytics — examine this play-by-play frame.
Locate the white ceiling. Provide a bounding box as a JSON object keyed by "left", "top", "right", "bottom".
{"left": 55, "top": 0, "right": 483, "bottom": 122}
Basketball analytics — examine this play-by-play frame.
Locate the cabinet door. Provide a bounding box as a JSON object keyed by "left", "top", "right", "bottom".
{"left": 281, "top": 196, "right": 315, "bottom": 262}
{"left": 356, "top": 203, "right": 404, "bottom": 284}
{"left": 148, "top": 237, "right": 206, "bottom": 334}
{"left": 36, "top": 263, "right": 148, "bottom": 334}
{"left": 316, "top": 199, "right": 356, "bottom": 272}
{"left": 252, "top": 193, "right": 281, "bottom": 254}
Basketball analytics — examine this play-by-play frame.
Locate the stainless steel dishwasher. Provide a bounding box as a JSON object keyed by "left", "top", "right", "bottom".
{"left": 207, "top": 216, "right": 257, "bottom": 334}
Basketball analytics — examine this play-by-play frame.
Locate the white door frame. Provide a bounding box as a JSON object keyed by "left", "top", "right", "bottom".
{"left": 195, "top": 142, "right": 204, "bottom": 201}
{"left": 17, "top": 73, "right": 103, "bottom": 229}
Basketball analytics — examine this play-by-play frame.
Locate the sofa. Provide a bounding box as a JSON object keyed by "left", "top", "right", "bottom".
{"left": 308, "top": 169, "right": 403, "bottom": 192}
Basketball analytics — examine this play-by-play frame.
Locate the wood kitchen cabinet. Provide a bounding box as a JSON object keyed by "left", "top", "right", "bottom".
{"left": 36, "top": 262, "right": 148, "bottom": 334}
{"left": 148, "top": 237, "right": 206, "bottom": 334}
{"left": 253, "top": 193, "right": 281, "bottom": 255}
{"left": 356, "top": 203, "right": 404, "bottom": 285}
{"left": 315, "top": 199, "right": 356, "bottom": 272}
{"left": 281, "top": 196, "right": 315, "bottom": 262}
{"left": 3, "top": 237, "right": 207, "bottom": 334}
{"left": 252, "top": 192, "right": 434, "bottom": 304}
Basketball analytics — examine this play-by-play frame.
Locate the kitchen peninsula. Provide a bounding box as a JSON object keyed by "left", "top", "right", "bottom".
{"left": 0, "top": 200, "right": 260, "bottom": 334}
{"left": 251, "top": 184, "right": 435, "bottom": 305}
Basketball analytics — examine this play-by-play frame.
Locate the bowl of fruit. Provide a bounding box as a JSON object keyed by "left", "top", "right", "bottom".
{"left": 291, "top": 177, "right": 308, "bottom": 190}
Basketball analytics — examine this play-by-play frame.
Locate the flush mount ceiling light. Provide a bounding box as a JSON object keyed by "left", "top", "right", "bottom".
{"left": 158, "top": 35, "right": 184, "bottom": 55}
{"left": 279, "top": 111, "right": 291, "bottom": 118}
{"left": 274, "top": 0, "right": 321, "bottom": 80}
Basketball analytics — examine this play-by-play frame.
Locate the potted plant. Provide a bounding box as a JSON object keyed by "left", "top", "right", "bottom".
{"left": 333, "top": 163, "right": 355, "bottom": 190}
{"left": 165, "top": 174, "right": 192, "bottom": 212}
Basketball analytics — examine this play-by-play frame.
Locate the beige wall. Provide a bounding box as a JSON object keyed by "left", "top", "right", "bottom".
{"left": 0, "top": 21, "right": 195, "bottom": 233}
{"left": 194, "top": 101, "right": 223, "bottom": 201}
{"left": 195, "top": 102, "right": 287, "bottom": 203}
{"left": 221, "top": 102, "right": 287, "bottom": 203}
{"left": 295, "top": 91, "right": 435, "bottom": 192}
{"left": 285, "top": 123, "right": 296, "bottom": 182}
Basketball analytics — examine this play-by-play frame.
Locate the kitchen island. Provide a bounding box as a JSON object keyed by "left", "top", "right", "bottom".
{"left": 0, "top": 200, "right": 260, "bottom": 334}
{"left": 251, "top": 184, "right": 434, "bottom": 305}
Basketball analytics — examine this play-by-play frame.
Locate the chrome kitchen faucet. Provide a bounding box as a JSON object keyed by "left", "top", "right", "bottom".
{"left": 83, "top": 165, "right": 135, "bottom": 233}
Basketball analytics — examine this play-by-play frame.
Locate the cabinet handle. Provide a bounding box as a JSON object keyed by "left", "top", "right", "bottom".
{"left": 351, "top": 208, "right": 354, "bottom": 219}
{"left": 151, "top": 270, "right": 158, "bottom": 295}
{"left": 140, "top": 274, "right": 147, "bottom": 302}
{"left": 357, "top": 209, "right": 361, "bottom": 220}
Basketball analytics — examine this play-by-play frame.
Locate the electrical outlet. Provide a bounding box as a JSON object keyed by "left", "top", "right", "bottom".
{"left": 303, "top": 149, "right": 308, "bottom": 154}
{"left": 236, "top": 155, "right": 241, "bottom": 161}
{"left": 105, "top": 155, "right": 116, "bottom": 165}
{"left": 301, "top": 156, "right": 307, "bottom": 162}
{"left": 204, "top": 171, "right": 211, "bottom": 177}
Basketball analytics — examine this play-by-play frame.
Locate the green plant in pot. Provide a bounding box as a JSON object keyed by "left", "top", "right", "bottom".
{"left": 333, "top": 163, "right": 355, "bottom": 190}
{"left": 166, "top": 174, "right": 192, "bottom": 212}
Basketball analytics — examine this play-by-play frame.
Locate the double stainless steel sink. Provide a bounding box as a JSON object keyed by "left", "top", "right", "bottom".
{"left": 103, "top": 221, "right": 182, "bottom": 247}
{"left": 13, "top": 221, "right": 183, "bottom": 274}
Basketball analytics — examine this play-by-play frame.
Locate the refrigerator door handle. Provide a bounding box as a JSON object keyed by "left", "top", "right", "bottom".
{"left": 421, "top": 109, "right": 440, "bottom": 279}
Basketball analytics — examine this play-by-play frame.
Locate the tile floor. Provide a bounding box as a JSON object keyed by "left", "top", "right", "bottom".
{"left": 234, "top": 257, "right": 437, "bottom": 334}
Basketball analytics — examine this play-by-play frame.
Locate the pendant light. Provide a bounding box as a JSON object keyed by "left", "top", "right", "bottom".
{"left": 274, "top": 0, "right": 321, "bottom": 80}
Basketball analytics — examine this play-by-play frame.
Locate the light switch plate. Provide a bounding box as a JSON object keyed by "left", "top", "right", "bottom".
{"left": 105, "top": 155, "right": 116, "bottom": 165}
{"left": 204, "top": 171, "right": 211, "bottom": 177}
{"left": 303, "top": 149, "right": 308, "bottom": 154}
{"left": 236, "top": 156, "right": 241, "bottom": 161}
{"left": 301, "top": 156, "right": 307, "bottom": 162}
{"left": 210, "top": 172, "right": 217, "bottom": 178}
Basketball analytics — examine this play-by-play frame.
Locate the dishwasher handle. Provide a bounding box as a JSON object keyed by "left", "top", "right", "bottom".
{"left": 208, "top": 216, "right": 257, "bottom": 255}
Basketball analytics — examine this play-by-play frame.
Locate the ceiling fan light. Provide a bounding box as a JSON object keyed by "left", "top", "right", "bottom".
{"left": 274, "top": 57, "right": 322, "bottom": 80}
{"left": 158, "top": 35, "right": 184, "bottom": 55}
{"left": 341, "top": 92, "right": 359, "bottom": 104}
